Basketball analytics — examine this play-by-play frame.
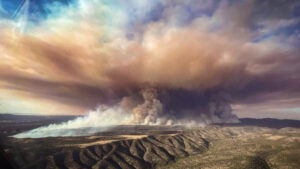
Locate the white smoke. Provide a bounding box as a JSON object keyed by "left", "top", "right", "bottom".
{"left": 12, "top": 89, "right": 173, "bottom": 138}
{"left": 13, "top": 105, "right": 133, "bottom": 138}
{"left": 12, "top": 88, "right": 239, "bottom": 138}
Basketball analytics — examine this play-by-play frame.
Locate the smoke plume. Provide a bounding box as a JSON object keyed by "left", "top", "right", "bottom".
{"left": 13, "top": 105, "right": 132, "bottom": 138}
{"left": 2, "top": 0, "right": 300, "bottom": 138}
{"left": 13, "top": 88, "right": 238, "bottom": 138}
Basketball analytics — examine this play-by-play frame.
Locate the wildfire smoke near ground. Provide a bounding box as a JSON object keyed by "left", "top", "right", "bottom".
{"left": 0, "top": 0, "right": 300, "bottom": 169}
{"left": 1, "top": 0, "right": 300, "bottom": 120}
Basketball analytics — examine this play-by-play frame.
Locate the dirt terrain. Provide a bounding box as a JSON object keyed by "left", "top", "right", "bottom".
{"left": 0, "top": 115, "right": 300, "bottom": 169}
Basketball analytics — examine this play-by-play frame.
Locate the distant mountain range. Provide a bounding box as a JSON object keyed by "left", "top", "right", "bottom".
{"left": 216, "top": 118, "right": 300, "bottom": 129}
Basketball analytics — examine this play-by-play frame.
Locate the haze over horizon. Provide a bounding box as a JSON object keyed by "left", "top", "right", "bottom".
{"left": 1, "top": 0, "right": 300, "bottom": 121}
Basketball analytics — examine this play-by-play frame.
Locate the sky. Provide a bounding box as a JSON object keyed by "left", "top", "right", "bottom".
{"left": 0, "top": 0, "right": 300, "bottom": 120}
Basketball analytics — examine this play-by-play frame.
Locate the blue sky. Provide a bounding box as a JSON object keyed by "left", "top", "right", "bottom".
{"left": 0, "top": 0, "right": 300, "bottom": 121}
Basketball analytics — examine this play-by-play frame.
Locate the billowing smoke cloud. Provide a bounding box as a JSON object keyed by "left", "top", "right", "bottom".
{"left": 131, "top": 88, "right": 164, "bottom": 124}
{"left": 13, "top": 88, "right": 239, "bottom": 138}
{"left": 13, "top": 105, "right": 133, "bottom": 138}
{"left": 2, "top": 0, "right": 300, "bottom": 137}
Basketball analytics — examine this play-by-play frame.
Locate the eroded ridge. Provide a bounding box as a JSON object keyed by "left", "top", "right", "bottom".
{"left": 24, "top": 131, "right": 209, "bottom": 169}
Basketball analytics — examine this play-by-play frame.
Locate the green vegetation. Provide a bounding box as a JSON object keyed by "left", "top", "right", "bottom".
{"left": 1, "top": 123, "right": 300, "bottom": 169}
{"left": 157, "top": 127, "right": 300, "bottom": 169}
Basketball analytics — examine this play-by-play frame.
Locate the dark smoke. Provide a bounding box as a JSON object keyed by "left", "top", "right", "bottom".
{"left": 117, "top": 87, "right": 239, "bottom": 125}
{"left": 13, "top": 87, "right": 242, "bottom": 138}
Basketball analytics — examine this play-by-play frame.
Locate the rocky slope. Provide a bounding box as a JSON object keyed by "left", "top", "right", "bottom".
{"left": 23, "top": 131, "right": 209, "bottom": 169}
{"left": 1, "top": 117, "right": 300, "bottom": 169}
